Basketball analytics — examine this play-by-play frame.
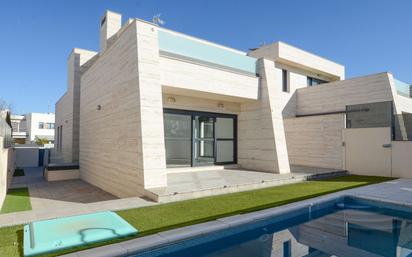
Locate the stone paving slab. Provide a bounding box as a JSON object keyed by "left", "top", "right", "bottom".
{"left": 0, "top": 166, "right": 346, "bottom": 227}
{"left": 0, "top": 167, "right": 154, "bottom": 228}
{"left": 147, "top": 166, "right": 347, "bottom": 202}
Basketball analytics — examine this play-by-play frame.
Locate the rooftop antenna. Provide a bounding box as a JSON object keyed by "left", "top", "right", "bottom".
{"left": 152, "top": 14, "right": 165, "bottom": 26}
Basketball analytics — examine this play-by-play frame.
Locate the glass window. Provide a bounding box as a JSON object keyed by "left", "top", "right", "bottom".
{"left": 216, "top": 141, "right": 234, "bottom": 163}
{"left": 215, "top": 117, "right": 235, "bottom": 164}
{"left": 45, "top": 123, "right": 55, "bottom": 129}
{"left": 216, "top": 118, "right": 233, "bottom": 139}
{"left": 38, "top": 122, "right": 44, "bottom": 129}
{"left": 307, "top": 76, "right": 328, "bottom": 87}
{"left": 282, "top": 69, "right": 288, "bottom": 92}
{"left": 164, "top": 113, "right": 192, "bottom": 167}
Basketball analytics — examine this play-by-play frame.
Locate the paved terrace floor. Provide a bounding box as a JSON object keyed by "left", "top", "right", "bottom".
{"left": 0, "top": 165, "right": 344, "bottom": 227}
{"left": 0, "top": 167, "right": 154, "bottom": 228}
{"left": 147, "top": 165, "right": 346, "bottom": 202}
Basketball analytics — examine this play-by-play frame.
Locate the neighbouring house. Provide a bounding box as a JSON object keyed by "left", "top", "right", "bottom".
{"left": 55, "top": 10, "right": 412, "bottom": 199}
{"left": 11, "top": 113, "right": 55, "bottom": 145}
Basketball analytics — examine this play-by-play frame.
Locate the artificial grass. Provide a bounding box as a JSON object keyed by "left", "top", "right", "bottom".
{"left": 0, "top": 175, "right": 393, "bottom": 257}
{"left": 0, "top": 188, "right": 32, "bottom": 214}
{"left": 117, "top": 175, "right": 393, "bottom": 235}
{"left": 13, "top": 168, "right": 24, "bottom": 177}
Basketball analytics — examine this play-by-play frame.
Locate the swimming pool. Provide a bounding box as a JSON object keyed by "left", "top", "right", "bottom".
{"left": 129, "top": 196, "right": 412, "bottom": 257}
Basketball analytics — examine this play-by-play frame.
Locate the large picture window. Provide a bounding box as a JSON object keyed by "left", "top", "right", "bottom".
{"left": 163, "top": 109, "right": 237, "bottom": 168}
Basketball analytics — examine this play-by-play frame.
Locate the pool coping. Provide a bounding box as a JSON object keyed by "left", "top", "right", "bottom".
{"left": 60, "top": 180, "right": 412, "bottom": 257}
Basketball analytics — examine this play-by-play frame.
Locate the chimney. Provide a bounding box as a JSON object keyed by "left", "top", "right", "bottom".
{"left": 100, "top": 11, "right": 122, "bottom": 53}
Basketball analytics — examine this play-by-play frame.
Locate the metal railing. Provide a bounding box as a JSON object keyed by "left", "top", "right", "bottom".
{"left": 395, "top": 79, "right": 412, "bottom": 98}
{"left": 344, "top": 102, "right": 412, "bottom": 141}
{"left": 346, "top": 101, "right": 393, "bottom": 129}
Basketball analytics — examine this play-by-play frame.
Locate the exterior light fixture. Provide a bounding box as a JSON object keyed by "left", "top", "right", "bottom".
{"left": 167, "top": 97, "right": 176, "bottom": 103}
{"left": 97, "top": 105, "right": 102, "bottom": 110}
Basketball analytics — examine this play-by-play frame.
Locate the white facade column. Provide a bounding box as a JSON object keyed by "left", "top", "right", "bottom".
{"left": 135, "top": 21, "right": 168, "bottom": 188}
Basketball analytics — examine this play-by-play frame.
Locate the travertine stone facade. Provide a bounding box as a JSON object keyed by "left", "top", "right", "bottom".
{"left": 135, "top": 21, "right": 168, "bottom": 189}
{"left": 55, "top": 10, "right": 412, "bottom": 198}
{"left": 284, "top": 115, "right": 345, "bottom": 169}
{"left": 284, "top": 73, "right": 398, "bottom": 169}
{"left": 100, "top": 11, "right": 122, "bottom": 53}
{"left": 238, "top": 59, "right": 291, "bottom": 173}
{"left": 55, "top": 48, "right": 97, "bottom": 163}
{"left": 296, "top": 73, "right": 394, "bottom": 115}
{"left": 80, "top": 21, "right": 142, "bottom": 197}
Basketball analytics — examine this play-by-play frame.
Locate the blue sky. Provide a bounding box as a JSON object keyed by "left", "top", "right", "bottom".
{"left": 1, "top": 0, "right": 411, "bottom": 114}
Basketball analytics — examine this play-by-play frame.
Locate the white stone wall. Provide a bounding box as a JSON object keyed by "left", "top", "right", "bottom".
{"left": 55, "top": 49, "right": 97, "bottom": 163}
{"left": 0, "top": 139, "right": 14, "bottom": 208}
{"left": 80, "top": 21, "right": 143, "bottom": 197}
{"left": 249, "top": 42, "right": 345, "bottom": 80}
{"left": 162, "top": 93, "right": 241, "bottom": 114}
{"left": 238, "top": 59, "right": 290, "bottom": 173}
{"left": 159, "top": 56, "right": 259, "bottom": 101}
{"left": 392, "top": 141, "right": 412, "bottom": 178}
{"left": 135, "top": 21, "right": 168, "bottom": 189}
{"left": 296, "top": 73, "right": 393, "bottom": 115}
{"left": 284, "top": 115, "right": 345, "bottom": 169}
{"left": 284, "top": 73, "right": 395, "bottom": 169}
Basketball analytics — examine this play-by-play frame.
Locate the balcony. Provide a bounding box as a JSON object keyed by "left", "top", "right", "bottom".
{"left": 158, "top": 29, "right": 257, "bottom": 76}
{"left": 395, "top": 79, "right": 411, "bottom": 98}
{"left": 12, "top": 131, "right": 27, "bottom": 139}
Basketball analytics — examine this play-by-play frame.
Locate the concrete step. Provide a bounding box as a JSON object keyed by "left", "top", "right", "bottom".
{"left": 146, "top": 169, "right": 349, "bottom": 203}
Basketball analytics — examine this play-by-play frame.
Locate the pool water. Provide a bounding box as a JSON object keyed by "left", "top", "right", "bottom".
{"left": 132, "top": 197, "right": 412, "bottom": 257}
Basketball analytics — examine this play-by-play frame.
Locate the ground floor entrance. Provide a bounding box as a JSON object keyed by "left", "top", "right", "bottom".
{"left": 163, "top": 109, "right": 237, "bottom": 168}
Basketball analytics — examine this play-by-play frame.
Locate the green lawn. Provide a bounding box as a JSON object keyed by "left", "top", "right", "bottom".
{"left": 0, "top": 175, "right": 393, "bottom": 257}
{"left": 0, "top": 188, "right": 31, "bottom": 214}
{"left": 13, "top": 169, "right": 25, "bottom": 177}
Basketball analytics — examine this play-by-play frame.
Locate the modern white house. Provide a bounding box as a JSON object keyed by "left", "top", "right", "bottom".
{"left": 11, "top": 113, "right": 55, "bottom": 145}
{"left": 55, "top": 10, "right": 412, "bottom": 201}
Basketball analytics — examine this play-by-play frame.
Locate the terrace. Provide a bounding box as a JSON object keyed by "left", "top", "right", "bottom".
{"left": 0, "top": 173, "right": 393, "bottom": 257}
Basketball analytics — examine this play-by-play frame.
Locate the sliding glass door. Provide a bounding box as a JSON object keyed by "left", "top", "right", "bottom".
{"left": 215, "top": 117, "right": 235, "bottom": 164}
{"left": 163, "top": 109, "right": 237, "bottom": 167}
{"left": 194, "top": 115, "right": 215, "bottom": 166}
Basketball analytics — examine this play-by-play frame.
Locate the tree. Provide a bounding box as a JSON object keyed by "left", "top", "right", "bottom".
{"left": 0, "top": 98, "right": 12, "bottom": 112}
{"left": 35, "top": 136, "right": 50, "bottom": 146}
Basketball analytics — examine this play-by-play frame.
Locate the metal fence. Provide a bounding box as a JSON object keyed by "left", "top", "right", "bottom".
{"left": 394, "top": 113, "right": 412, "bottom": 141}
{"left": 0, "top": 115, "right": 12, "bottom": 148}
{"left": 345, "top": 101, "right": 412, "bottom": 141}
{"left": 346, "top": 101, "right": 393, "bottom": 129}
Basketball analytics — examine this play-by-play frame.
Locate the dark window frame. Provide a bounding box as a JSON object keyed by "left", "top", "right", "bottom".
{"left": 282, "top": 69, "right": 289, "bottom": 92}
{"left": 307, "top": 76, "right": 328, "bottom": 87}
{"left": 164, "top": 108, "right": 237, "bottom": 167}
